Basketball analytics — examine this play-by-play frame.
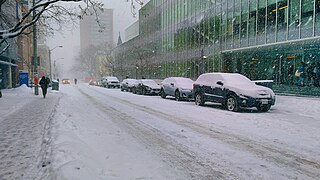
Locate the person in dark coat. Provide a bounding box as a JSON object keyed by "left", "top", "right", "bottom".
{"left": 39, "top": 76, "right": 50, "bottom": 98}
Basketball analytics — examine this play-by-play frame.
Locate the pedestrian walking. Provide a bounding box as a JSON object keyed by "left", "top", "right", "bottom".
{"left": 39, "top": 76, "right": 50, "bottom": 98}
{"left": 295, "top": 62, "right": 306, "bottom": 86}
{"left": 74, "top": 78, "right": 77, "bottom": 85}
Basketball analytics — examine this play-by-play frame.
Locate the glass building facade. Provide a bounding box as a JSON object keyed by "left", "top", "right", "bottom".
{"left": 113, "top": 0, "right": 320, "bottom": 94}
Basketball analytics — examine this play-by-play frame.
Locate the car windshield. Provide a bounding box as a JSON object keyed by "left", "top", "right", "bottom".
{"left": 126, "top": 79, "right": 137, "bottom": 84}
{"left": 108, "top": 77, "right": 119, "bottom": 81}
{"left": 175, "top": 78, "right": 194, "bottom": 88}
{"left": 222, "top": 74, "right": 255, "bottom": 86}
{"left": 142, "top": 80, "right": 158, "bottom": 86}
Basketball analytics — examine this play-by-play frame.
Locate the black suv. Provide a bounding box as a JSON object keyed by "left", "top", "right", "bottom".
{"left": 193, "top": 73, "right": 276, "bottom": 112}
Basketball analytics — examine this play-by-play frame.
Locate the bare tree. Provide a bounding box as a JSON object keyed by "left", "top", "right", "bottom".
{"left": 0, "top": 0, "right": 104, "bottom": 40}
{"left": 0, "top": 0, "right": 145, "bottom": 40}
{"left": 72, "top": 43, "right": 113, "bottom": 78}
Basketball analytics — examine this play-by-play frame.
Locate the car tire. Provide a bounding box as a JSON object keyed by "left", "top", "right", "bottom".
{"left": 132, "top": 88, "right": 136, "bottom": 94}
{"left": 142, "top": 88, "right": 146, "bottom": 95}
{"left": 226, "top": 95, "right": 239, "bottom": 112}
{"left": 195, "top": 93, "right": 204, "bottom": 106}
{"left": 257, "top": 104, "right": 271, "bottom": 112}
{"left": 160, "top": 89, "right": 166, "bottom": 99}
{"left": 175, "top": 90, "right": 181, "bottom": 101}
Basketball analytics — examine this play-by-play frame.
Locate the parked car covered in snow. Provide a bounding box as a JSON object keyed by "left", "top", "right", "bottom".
{"left": 134, "top": 79, "right": 161, "bottom": 95}
{"left": 160, "top": 77, "right": 194, "bottom": 101}
{"left": 120, "top": 78, "right": 137, "bottom": 92}
{"left": 193, "top": 73, "right": 276, "bottom": 112}
{"left": 102, "top": 76, "right": 120, "bottom": 88}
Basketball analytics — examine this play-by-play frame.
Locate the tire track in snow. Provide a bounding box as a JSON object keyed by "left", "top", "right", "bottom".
{"left": 78, "top": 88, "right": 236, "bottom": 179}
{"left": 83, "top": 85, "right": 320, "bottom": 179}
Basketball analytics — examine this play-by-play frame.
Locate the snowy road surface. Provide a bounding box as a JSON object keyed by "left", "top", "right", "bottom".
{"left": 0, "top": 84, "right": 320, "bottom": 179}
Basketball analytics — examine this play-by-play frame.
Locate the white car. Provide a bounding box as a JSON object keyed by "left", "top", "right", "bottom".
{"left": 193, "top": 73, "right": 276, "bottom": 112}
{"left": 102, "top": 76, "right": 120, "bottom": 88}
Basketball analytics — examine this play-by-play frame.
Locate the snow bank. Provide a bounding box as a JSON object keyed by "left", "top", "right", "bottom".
{"left": 2, "top": 84, "right": 33, "bottom": 97}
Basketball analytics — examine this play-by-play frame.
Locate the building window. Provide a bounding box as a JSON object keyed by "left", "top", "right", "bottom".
{"left": 257, "top": 0, "right": 266, "bottom": 44}
{"left": 288, "top": 0, "right": 300, "bottom": 40}
{"left": 240, "top": 0, "right": 249, "bottom": 47}
{"left": 267, "top": 0, "right": 277, "bottom": 43}
{"left": 249, "top": 0, "right": 258, "bottom": 46}
{"left": 301, "top": 0, "right": 314, "bottom": 38}
{"left": 226, "top": 0, "right": 234, "bottom": 49}
{"left": 276, "top": 0, "right": 288, "bottom": 42}
{"left": 316, "top": 0, "right": 320, "bottom": 35}
{"left": 221, "top": 0, "right": 228, "bottom": 50}
{"left": 233, "top": 0, "right": 241, "bottom": 48}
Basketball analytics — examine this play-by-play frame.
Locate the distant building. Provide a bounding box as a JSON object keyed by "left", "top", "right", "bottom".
{"left": 125, "top": 21, "right": 139, "bottom": 42}
{"left": 80, "top": 8, "right": 114, "bottom": 50}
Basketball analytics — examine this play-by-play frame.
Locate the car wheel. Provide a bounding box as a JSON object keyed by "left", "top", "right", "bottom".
{"left": 160, "top": 89, "right": 166, "bottom": 99}
{"left": 175, "top": 90, "right": 181, "bottom": 101}
{"left": 195, "top": 93, "right": 204, "bottom": 106}
{"left": 226, "top": 95, "right": 239, "bottom": 112}
{"left": 132, "top": 88, "right": 136, "bottom": 94}
{"left": 121, "top": 88, "right": 124, "bottom": 91}
{"left": 257, "top": 104, "right": 271, "bottom": 112}
{"left": 142, "top": 88, "right": 146, "bottom": 95}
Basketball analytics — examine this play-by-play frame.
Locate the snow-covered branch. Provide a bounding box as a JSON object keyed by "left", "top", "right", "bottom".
{"left": 0, "top": 39, "right": 9, "bottom": 55}
{"left": 0, "top": 0, "right": 102, "bottom": 39}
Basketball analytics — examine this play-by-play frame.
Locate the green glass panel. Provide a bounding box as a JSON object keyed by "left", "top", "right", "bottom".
{"left": 258, "top": 0, "right": 266, "bottom": 8}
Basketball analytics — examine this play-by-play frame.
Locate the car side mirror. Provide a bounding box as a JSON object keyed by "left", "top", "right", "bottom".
{"left": 217, "top": 81, "right": 224, "bottom": 86}
{"left": 170, "top": 83, "right": 174, "bottom": 86}
{"left": 138, "top": 83, "right": 142, "bottom": 86}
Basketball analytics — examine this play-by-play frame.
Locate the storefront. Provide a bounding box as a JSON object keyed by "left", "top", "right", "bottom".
{"left": 0, "top": 59, "right": 18, "bottom": 89}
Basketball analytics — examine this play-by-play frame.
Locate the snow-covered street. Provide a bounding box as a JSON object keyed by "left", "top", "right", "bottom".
{"left": 1, "top": 84, "right": 320, "bottom": 179}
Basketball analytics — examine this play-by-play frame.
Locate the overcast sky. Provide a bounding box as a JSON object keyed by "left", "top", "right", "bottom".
{"left": 47, "top": 0, "right": 149, "bottom": 78}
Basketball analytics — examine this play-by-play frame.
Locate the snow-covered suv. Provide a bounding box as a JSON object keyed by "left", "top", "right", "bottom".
{"left": 193, "top": 73, "right": 275, "bottom": 112}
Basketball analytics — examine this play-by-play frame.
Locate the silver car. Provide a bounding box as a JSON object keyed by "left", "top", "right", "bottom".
{"left": 160, "top": 77, "right": 194, "bottom": 101}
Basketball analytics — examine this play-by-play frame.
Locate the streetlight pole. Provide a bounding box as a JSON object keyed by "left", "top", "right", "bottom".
{"left": 49, "top": 45, "right": 63, "bottom": 80}
{"left": 32, "top": 0, "right": 38, "bottom": 95}
{"left": 53, "top": 58, "right": 64, "bottom": 79}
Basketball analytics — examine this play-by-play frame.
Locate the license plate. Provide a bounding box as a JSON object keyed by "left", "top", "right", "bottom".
{"left": 261, "top": 99, "right": 268, "bottom": 104}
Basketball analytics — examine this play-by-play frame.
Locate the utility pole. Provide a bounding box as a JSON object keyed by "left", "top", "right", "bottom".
{"left": 32, "top": 0, "right": 38, "bottom": 95}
